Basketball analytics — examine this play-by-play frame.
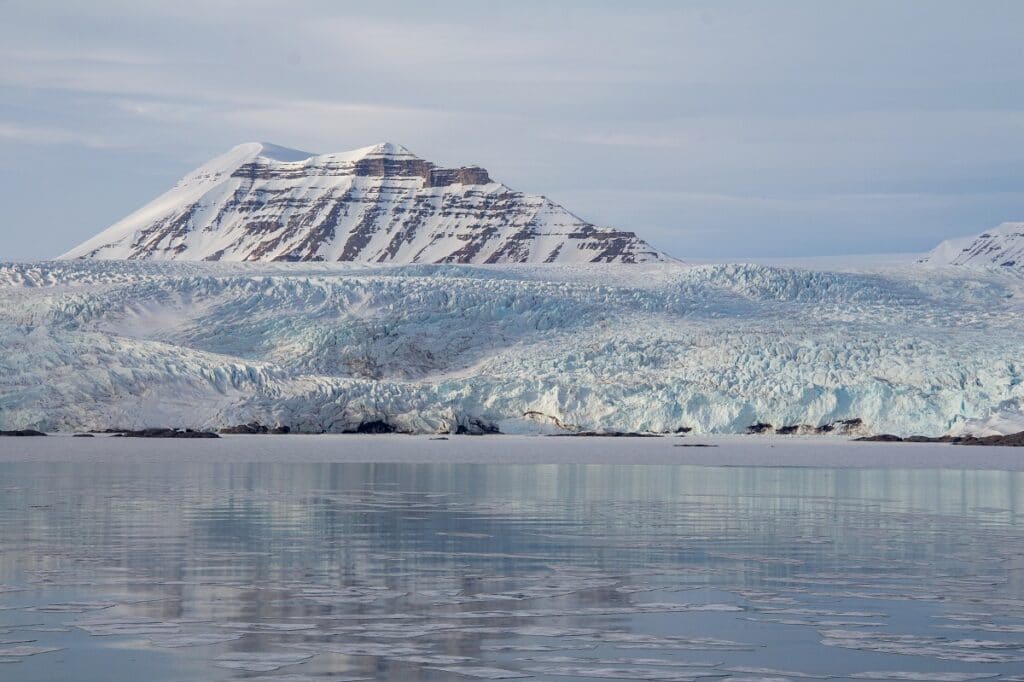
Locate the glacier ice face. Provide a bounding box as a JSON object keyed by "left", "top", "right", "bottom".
{"left": 58, "top": 142, "right": 667, "bottom": 265}
{"left": 1, "top": 260, "right": 1023, "bottom": 436}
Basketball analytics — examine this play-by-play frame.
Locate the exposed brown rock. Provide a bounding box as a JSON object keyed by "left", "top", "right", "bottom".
{"left": 855, "top": 430, "right": 1024, "bottom": 446}
{"left": 66, "top": 143, "right": 667, "bottom": 264}
{"left": 112, "top": 428, "right": 220, "bottom": 439}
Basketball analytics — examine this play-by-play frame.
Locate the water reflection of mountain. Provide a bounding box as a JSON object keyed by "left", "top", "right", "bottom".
{"left": 1, "top": 462, "right": 1023, "bottom": 680}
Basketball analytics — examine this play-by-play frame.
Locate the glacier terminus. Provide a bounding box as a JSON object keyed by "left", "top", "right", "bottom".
{"left": 2, "top": 258, "right": 1022, "bottom": 437}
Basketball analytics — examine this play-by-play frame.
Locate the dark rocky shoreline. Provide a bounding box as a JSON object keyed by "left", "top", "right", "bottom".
{"left": 219, "top": 422, "right": 291, "bottom": 435}
{"left": 857, "top": 431, "right": 1024, "bottom": 447}
{"left": 2, "top": 422, "right": 1022, "bottom": 446}
{"left": 112, "top": 428, "right": 220, "bottom": 439}
{"left": 747, "top": 418, "right": 867, "bottom": 436}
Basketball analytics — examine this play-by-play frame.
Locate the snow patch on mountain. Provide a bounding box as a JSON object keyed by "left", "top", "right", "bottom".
{"left": 2, "top": 260, "right": 1023, "bottom": 436}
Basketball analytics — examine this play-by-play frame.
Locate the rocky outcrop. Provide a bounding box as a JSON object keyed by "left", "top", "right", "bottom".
{"left": 746, "top": 418, "right": 867, "bottom": 436}
{"left": 60, "top": 142, "right": 668, "bottom": 265}
{"left": 346, "top": 420, "right": 401, "bottom": 434}
{"left": 427, "top": 166, "right": 491, "bottom": 187}
{"left": 453, "top": 417, "right": 501, "bottom": 435}
{"left": 857, "top": 431, "right": 1024, "bottom": 446}
{"left": 219, "top": 422, "right": 291, "bottom": 434}
{"left": 959, "top": 431, "right": 1024, "bottom": 446}
{"left": 920, "top": 222, "right": 1024, "bottom": 267}
{"left": 111, "top": 428, "right": 220, "bottom": 439}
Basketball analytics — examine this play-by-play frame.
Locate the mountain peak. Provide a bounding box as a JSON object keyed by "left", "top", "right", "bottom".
{"left": 228, "top": 142, "right": 315, "bottom": 162}
{"left": 365, "top": 141, "right": 415, "bottom": 156}
{"left": 224, "top": 141, "right": 414, "bottom": 164}
{"left": 340, "top": 142, "right": 419, "bottom": 161}
{"left": 60, "top": 143, "right": 668, "bottom": 264}
{"left": 920, "top": 221, "right": 1024, "bottom": 267}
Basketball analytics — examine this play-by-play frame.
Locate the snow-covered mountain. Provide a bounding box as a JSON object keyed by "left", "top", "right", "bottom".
{"left": 60, "top": 142, "right": 667, "bottom": 264}
{"left": 919, "top": 222, "right": 1024, "bottom": 267}
{"left": 2, "top": 260, "right": 1023, "bottom": 436}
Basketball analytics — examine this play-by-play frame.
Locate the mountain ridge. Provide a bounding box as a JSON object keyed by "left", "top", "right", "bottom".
{"left": 60, "top": 142, "right": 668, "bottom": 265}
{"left": 919, "top": 221, "right": 1024, "bottom": 267}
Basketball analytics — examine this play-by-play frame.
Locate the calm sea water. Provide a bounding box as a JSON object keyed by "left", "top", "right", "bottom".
{"left": 1, "top": 451, "right": 1023, "bottom": 681}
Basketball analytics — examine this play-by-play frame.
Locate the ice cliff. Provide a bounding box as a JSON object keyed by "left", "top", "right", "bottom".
{"left": 1, "top": 260, "right": 1022, "bottom": 436}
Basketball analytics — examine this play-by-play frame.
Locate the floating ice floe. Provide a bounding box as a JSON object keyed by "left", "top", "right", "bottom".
{"left": 0, "top": 645, "right": 63, "bottom": 657}
{"left": 426, "top": 665, "right": 533, "bottom": 678}
{"left": 212, "top": 651, "right": 314, "bottom": 672}
{"left": 146, "top": 632, "right": 244, "bottom": 648}
{"left": 849, "top": 673, "right": 999, "bottom": 681}
{"left": 819, "top": 629, "right": 1024, "bottom": 663}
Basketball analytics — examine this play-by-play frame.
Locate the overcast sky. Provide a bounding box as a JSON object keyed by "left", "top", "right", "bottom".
{"left": 2, "top": 0, "right": 1023, "bottom": 261}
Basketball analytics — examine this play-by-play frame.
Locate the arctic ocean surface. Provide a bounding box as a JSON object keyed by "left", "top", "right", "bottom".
{"left": 2, "top": 436, "right": 1024, "bottom": 681}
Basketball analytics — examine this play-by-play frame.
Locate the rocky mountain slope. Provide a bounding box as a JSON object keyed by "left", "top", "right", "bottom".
{"left": 60, "top": 142, "right": 667, "bottom": 264}
{"left": 2, "top": 260, "right": 1023, "bottom": 436}
{"left": 919, "top": 221, "right": 1024, "bottom": 267}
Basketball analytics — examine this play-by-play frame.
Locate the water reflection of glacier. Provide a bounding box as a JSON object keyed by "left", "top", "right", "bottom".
{"left": 1, "top": 461, "right": 1024, "bottom": 680}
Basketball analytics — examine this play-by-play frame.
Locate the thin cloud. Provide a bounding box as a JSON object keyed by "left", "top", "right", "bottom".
{"left": 0, "top": 122, "right": 116, "bottom": 149}
{"left": 1, "top": 1, "right": 1023, "bottom": 260}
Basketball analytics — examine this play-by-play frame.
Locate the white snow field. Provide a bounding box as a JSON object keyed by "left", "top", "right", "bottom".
{"left": 1, "top": 259, "right": 1023, "bottom": 436}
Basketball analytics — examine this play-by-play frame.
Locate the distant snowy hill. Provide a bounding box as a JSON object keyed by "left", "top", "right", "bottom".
{"left": 60, "top": 142, "right": 667, "bottom": 264}
{"left": 2, "top": 260, "right": 1023, "bottom": 436}
{"left": 919, "top": 222, "right": 1024, "bottom": 267}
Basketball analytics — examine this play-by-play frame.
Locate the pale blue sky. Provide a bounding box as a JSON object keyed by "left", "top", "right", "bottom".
{"left": 2, "top": 0, "right": 1022, "bottom": 261}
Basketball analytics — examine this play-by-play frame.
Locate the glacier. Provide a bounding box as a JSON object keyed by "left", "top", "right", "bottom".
{"left": 1, "top": 259, "right": 1023, "bottom": 437}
